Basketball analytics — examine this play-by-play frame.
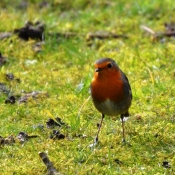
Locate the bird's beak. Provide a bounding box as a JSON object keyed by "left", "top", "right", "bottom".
{"left": 95, "top": 68, "right": 101, "bottom": 72}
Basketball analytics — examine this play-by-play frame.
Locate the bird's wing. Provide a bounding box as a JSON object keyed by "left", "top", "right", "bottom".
{"left": 121, "top": 71, "right": 132, "bottom": 100}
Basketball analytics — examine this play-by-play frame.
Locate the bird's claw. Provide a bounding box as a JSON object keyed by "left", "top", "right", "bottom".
{"left": 89, "top": 137, "right": 99, "bottom": 148}
{"left": 122, "top": 138, "right": 126, "bottom": 143}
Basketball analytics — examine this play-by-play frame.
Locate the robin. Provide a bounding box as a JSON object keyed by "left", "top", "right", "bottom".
{"left": 91, "top": 58, "right": 132, "bottom": 144}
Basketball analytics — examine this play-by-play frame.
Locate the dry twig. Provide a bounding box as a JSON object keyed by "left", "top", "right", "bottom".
{"left": 39, "top": 152, "right": 64, "bottom": 175}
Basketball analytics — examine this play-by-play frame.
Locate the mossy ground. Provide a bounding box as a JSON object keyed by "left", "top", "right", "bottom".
{"left": 0, "top": 0, "right": 175, "bottom": 174}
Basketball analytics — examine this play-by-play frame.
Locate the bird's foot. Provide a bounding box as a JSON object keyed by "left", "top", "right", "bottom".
{"left": 89, "top": 137, "right": 99, "bottom": 148}
{"left": 121, "top": 138, "right": 131, "bottom": 146}
{"left": 94, "top": 136, "right": 99, "bottom": 143}
{"left": 122, "top": 138, "right": 126, "bottom": 143}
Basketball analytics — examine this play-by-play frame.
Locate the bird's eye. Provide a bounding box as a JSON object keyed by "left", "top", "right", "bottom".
{"left": 107, "top": 63, "right": 112, "bottom": 68}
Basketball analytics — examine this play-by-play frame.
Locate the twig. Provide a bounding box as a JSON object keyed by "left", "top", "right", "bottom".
{"left": 48, "top": 32, "right": 78, "bottom": 39}
{"left": 39, "top": 152, "right": 64, "bottom": 175}
{"left": 140, "top": 24, "right": 175, "bottom": 39}
{"left": 86, "top": 31, "right": 128, "bottom": 40}
{"left": 140, "top": 25, "right": 155, "bottom": 35}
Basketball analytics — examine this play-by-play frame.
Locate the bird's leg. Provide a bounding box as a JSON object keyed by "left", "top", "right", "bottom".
{"left": 94, "top": 113, "right": 105, "bottom": 143}
{"left": 120, "top": 114, "right": 126, "bottom": 142}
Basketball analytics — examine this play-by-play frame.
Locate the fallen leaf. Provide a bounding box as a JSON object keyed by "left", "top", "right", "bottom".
{"left": 162, "top": 161, "right": 171, "bottom": 168}
{"left": 14, "top": 21, "right": 45, "bottom": 41}
{"left": 0, "top": 135, "right": 15, "bottom": 146}
{"left": 50, "top": 130, "right": 65, "bottom": 140}
{"left": 46, "top": 117, "right": 65, "bottom": 129}
{"left": 16, "top": 131, "right": 38, "bottom": 143}
{"left": 0, "top": 52, "right": 7, "bottom": 66}
{"left": 5, "top": 96, "right": 16, "bottom": 104}
{"left": 5, "top": 73, "right": 15, "bottom": 81}
{"left": 18, "top": 91, "right": 49, "bottom": 104}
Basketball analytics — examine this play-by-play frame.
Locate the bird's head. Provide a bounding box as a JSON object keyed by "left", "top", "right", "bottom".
{"left": 94, "top": 58, "right": 119, "bottom": 77}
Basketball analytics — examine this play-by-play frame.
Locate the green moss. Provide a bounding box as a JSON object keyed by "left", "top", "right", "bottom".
{"left": 0, "top": 0, "right": 175, "bottom": 174}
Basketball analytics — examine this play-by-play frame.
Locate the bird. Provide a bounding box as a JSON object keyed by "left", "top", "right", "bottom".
{"left": 90, "top": 58, "right": 132, "bottom": 144}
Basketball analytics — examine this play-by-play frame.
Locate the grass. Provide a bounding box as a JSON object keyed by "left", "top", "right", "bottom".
{"left": 0, "top": 0, "right": 175, "bottom": 174}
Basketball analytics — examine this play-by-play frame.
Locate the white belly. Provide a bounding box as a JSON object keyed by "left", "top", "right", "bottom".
{"left": 94, "top": 99, "right": 121, "bottom": 116}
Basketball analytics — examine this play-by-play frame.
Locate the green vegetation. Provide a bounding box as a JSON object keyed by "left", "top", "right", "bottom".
{"left": 0, "top": 0, "right": 175, "bottom": 174}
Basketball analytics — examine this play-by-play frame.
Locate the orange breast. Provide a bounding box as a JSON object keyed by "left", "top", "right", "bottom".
{"left": 91, "top": 70, "right": 124, "bottom": 103}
